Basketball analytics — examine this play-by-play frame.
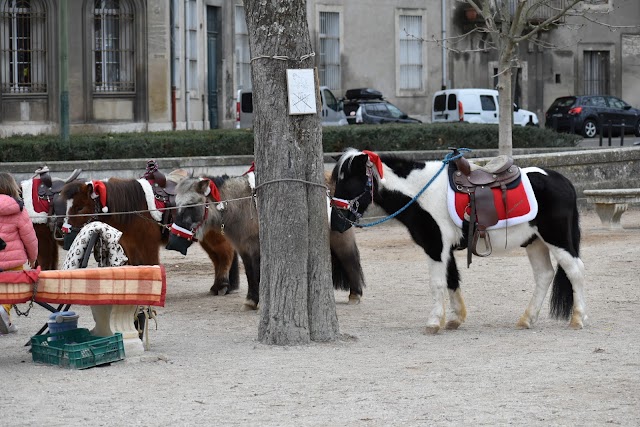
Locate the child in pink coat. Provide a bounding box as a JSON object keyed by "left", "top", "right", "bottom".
{"left": 0, "top": 172, "right": 38, "bottom": 334}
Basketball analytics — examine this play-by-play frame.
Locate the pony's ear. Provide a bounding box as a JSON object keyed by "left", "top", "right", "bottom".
{"left": 195, "top": 178, "right": 210, "bottom": 195}
{"left": 362, "top": 150, "right": 384, "bottom": 179}
{"left": 82, "top": 182, "right": 94, "bottom": 196}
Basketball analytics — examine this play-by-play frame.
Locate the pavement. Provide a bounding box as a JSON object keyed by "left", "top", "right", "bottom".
{"left": 577, "top": 134, "right": 640, "bottom": 148}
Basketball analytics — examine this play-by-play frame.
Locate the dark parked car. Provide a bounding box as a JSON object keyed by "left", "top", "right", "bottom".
{"left": 545, "top": 95, "right": 640, "bottom": 138}
{"left": 343, "top": 88, "right": 421, "bottom": 125}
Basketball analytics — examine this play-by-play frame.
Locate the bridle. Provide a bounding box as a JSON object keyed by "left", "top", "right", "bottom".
{"left": 61, "top": 196, "right": 100, "bottom": 235}
{"left": 330, "top": 163, "right": 374, "bottom": 224}
{"left": 169, "top": 198, "right": 211, "bottom": 242}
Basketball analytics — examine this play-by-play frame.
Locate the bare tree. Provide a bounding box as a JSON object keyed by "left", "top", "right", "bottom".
{"left": 460, "top": 0, "right": 585, "bottom": 155}
{"left": 243, "top": 0, "right": 339, "bottom": 345}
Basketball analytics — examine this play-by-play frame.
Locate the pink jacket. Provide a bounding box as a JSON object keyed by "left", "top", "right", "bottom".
{"left": 0, "top": 195, "right": 38, "bottom": 270}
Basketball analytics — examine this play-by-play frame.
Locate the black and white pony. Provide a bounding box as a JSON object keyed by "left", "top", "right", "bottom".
{"left": 330, "top": 148, "right": 586, "bottom": 333}
{"left": 167, "top": 170, "right": 366, "bottom": 310}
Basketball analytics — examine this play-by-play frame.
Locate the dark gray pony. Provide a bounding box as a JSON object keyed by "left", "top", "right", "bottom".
{"left": 168, "top": 171, "right": 366, "bottom": 310}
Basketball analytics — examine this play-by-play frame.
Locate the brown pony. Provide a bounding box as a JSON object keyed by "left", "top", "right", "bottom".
{"left": 33, "top": 223, "right": 60, "bottom": 270}
{"left": 60, "top": 177, "right": 239, "bottom": 293}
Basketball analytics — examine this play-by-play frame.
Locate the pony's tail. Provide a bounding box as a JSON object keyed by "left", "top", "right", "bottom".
{"left": 228, "top": 252, "right": 240, "bottom": 292}
{"left": 331, "top": 251, "right": 351, "bottom": 291}
{"left": 550, "top": 267, "right": 573, "bottom": 319}
{"left": 550, "top": 205, "right": 580, "bottom": 320}
{"left": 331, "top": 249, "right": 365, "bottom": 294}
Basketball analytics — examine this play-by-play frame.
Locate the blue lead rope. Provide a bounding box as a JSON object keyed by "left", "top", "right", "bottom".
{"left": 355, "top": 148, "right": 470, "bottom": 228}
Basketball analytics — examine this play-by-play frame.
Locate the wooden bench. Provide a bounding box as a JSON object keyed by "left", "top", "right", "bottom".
{"left": 583, "top": 188, "right": 640, "bottom": 229}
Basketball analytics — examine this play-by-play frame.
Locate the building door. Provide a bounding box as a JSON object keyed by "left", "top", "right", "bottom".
{"left": 206, "top": 6, "right": 220, "bottom": 129}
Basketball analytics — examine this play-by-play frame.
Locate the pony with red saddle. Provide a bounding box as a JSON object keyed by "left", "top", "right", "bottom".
{"left": 21, "top": 166, "right": 82, "bottom": 270}
{"left": 330, "top": 148, "right": 586, "bottom": 334}
{"left": 60, "top": 163, "right": 239, "bottom": 294}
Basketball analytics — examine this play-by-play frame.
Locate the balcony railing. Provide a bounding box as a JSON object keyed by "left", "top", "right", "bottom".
{"left": 510, "top": 0, "right": 569, "bottom": 25}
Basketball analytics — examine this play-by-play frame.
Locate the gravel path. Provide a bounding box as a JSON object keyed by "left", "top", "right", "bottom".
{"left": 1, "top": 208, "right": 639, "bottom": 426}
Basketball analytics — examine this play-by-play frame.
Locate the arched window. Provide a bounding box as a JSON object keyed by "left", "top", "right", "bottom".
{"left": 93, "top": 0, "right": 134, "bottom": 92}
{"left": 0, "top": 0, "right": 46, "bottom": 93}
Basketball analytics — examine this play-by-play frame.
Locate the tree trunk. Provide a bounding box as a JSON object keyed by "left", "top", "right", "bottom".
{"left": 496, "top": 49, "right": 515, "bottom": 156}
{"left": 498, "top": 57, "right": 513, "bottom": 156}
{"left": 244, "top": 0, "right": 339, "bottom": 345}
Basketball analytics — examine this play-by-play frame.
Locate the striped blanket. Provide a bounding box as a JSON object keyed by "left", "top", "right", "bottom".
{"left": 0, "top": 265, "right": 166, "bottom": 306}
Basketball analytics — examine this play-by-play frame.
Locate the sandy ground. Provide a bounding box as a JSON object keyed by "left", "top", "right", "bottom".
{"left": 1, "top": 208, "right": 639, "bottom": 427}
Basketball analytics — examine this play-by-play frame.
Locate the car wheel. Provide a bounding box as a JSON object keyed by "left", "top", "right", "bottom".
{"left": 635, "top": 120, "right": 640, "bottom": 137}
{"left": 582, "top": 119, "right": 597, "bottom": 138}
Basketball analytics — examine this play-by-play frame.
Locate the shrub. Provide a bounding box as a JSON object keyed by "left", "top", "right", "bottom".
{"left": 0, "top": 124, "right": 579, "bottom": 162}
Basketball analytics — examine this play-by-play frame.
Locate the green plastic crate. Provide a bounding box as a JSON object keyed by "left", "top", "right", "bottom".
{"left": 31, "top": 328, "right": 125, "bottom": 370}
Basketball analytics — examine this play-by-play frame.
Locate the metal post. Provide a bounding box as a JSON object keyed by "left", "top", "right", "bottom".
{"left": 599, "top": 126, "right": 603, "bottom": 147}
{"left": 608, "top": 120, "right": 612, "bottom": 146}
{"left": 441, "top": 0, "right": 447, "bottom": 90}
{"left": 184, "top": 0, "right": 190, "bottom": 130}
{"left": 598, "top": 113, "right": 603, "bottom": 147}
{"left": 620, "top": 120, "right": 625, "bottom": 146}
{"left": 59, "top": 0, "right": 69, "bottom": 142}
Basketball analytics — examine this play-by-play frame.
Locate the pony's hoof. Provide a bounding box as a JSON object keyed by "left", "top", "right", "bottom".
{"left": 348, "top": 294, "right": 361, "bottom": 305}
{"left": 242, "top": 300, "right": 258, "bottom": 311}
{"left": 569, "top": 312, "right": 585, "bottom": 329}
{"left": 424, "top": 325, "right": 440, "bottom": 335}
{"left": 516, "top": 317, "right": 531, "bottom": 329}
{"left": 445, "top": 319, "right": 462, "bottom": 330}
{"left": 569, "top": 320, "right": 584, "bottom": 330}
{"left": 211, "top": 281, "right": 230, "bottom": 296}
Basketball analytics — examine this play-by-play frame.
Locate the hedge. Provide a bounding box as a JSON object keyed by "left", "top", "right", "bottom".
{"left": 0, "top": 123, "right": 580, "bottom": 162}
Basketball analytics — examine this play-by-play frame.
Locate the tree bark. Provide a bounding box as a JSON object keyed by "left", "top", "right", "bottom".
{"left": 244, "top": 0, "right": 339, "bottom": 345}
{"left": 497, "top": 50, "right": 514, "bottom": 156}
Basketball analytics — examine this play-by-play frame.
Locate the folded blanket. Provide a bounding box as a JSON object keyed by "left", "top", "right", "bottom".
{"left": 0, "top": 265, "right": 166, "bottom": 306}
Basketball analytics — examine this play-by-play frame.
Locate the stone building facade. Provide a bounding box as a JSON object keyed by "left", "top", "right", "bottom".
{"left": 0, "top": 0, "right": 638, "bottom": 136}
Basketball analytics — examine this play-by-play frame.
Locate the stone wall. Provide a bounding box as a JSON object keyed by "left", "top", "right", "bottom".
{"left": 3, "top": 147, "right": 639, "bottom": 206}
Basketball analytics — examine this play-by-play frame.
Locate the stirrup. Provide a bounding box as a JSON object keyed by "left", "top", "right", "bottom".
{"left": 472, "top": 231, "right": 492, "bottom": 257}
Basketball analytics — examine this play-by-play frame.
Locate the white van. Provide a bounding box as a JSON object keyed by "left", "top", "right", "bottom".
{"left": 432, "top": 88, "right": 538, "bottom": 127}
{"left": 236, "top": 86, "right": 348, "bottom": 129}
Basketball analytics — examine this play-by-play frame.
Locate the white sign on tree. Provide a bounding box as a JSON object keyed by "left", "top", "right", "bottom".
{"left": 286, "top": 69, "right": 317, "bottom": 115}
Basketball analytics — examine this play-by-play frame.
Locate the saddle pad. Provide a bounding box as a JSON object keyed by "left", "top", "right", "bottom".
{"left": 0, "top": 266, "right": 166, "bottom": 306}
{"left": 21, "top": 178, "right": 50, "bottom": 224}
{"left": 137, "top": 179, "right": 163, "bottom": 222}
{"left": 447, "top": 170, "right": 538, "bottom": 230}
{"left": 155, "top": 199, "right": 167, "bottom": 211}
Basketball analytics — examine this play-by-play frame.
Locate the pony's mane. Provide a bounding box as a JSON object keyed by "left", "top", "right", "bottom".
{"left": 203, "top": 174, "right": 230, "bottom": 191}
{"left": 176, "top": 174, "right": 250, "bottom": 202}
{"left": 104, "top": 179, "right": 148, "bottom": 221}
{"left": 332, "top": 148, "right": 363, "bottom": 183}
{"left": 209, "top": 174, "right": 251, "bottom": 200}
{"left": 332, "top": 148, "right": 388, "bottom": 183}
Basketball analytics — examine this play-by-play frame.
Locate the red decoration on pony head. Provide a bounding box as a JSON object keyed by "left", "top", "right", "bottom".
{"left": 362, "top": 150, "right": 384, "bottom": 179}
{"left": 243, "top": 162, "right": 255, "bottom": 175}
{"left": 89, "top": 180, "right": 108, "bottom": 213}
{"left": 200, "top": 178, "right": 221, "bottom": 202}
